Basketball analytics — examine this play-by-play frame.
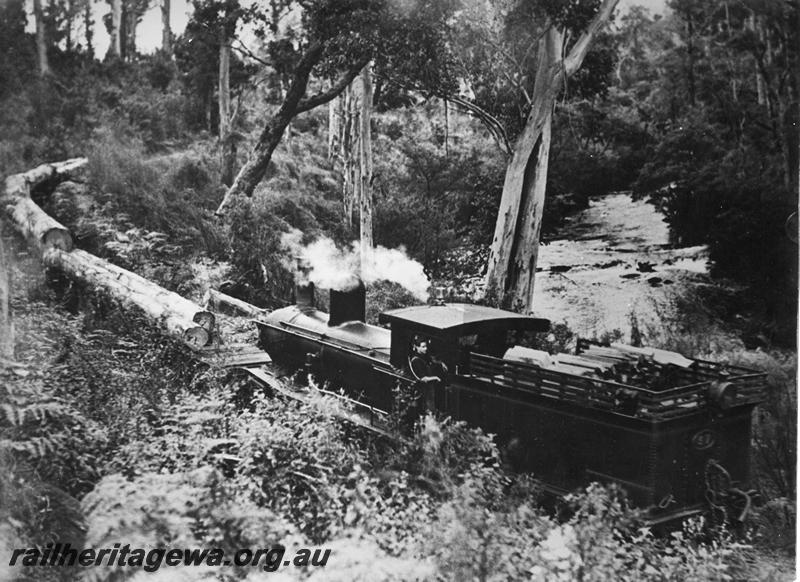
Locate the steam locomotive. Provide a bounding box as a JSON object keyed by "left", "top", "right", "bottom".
{"left": 255, "top": 281, "right": 765, "bottom": 524}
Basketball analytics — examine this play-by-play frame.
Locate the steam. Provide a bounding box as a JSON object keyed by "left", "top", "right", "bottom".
{"left": 281, "top": 229, "right": 430, "bottom": 300}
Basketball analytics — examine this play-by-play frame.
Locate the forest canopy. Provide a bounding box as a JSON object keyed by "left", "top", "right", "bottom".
{"left": 1, "top": 0, "right": 795, "bottom": 342}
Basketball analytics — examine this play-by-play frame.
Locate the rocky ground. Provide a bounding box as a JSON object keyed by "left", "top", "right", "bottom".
{"left": 439, "top": 192, "right": 736, "bottom": 349}
{"left": 533, "top": 192, "right": 719, "bottom": 344}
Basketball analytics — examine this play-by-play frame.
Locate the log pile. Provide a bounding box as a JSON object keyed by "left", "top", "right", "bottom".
{"left": 2, "top": 159, "right": 217, "bottom": 348}
{"left": 504, "top": 341, "right": 705, "bottom": 391}
{"left": 574, "top": 341, "right": 701, "bottom": 390}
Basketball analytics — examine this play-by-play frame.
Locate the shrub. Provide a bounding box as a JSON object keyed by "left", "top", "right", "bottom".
{"left": 365, "top": 280, "right": 418, "bottom": 324}
{"left": 81, "top": 468, "right": 295, "bottom": 582}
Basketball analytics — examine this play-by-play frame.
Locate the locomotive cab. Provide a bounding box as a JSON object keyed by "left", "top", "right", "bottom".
{"left": 379, "top": 303, "right": 551, "bottom": 375}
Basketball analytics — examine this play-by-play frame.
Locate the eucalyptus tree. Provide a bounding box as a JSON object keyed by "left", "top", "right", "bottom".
{"left": 378, "top": 0, "right": 620, "bottom": 310}
{"left": 33, "top": 0, "right": 51, "bottom": 75}
{"left": 480, "top": 0, "right": 619, "bottom": 311}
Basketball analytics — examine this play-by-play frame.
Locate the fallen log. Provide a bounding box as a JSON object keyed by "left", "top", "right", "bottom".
{"left": 5, "top": 158, "right": 217, "bottom": 348}
{"left": 202, "top": 288, "right": 265, "bottom": 318}
{"left": 45, "top": 248, "right": 214, "bottom": 348}
{"left": 2, "top": 158, "right": 88, "bottom": 253}
{"left": 74, "top": 252, "right": 215, "bottom": 332}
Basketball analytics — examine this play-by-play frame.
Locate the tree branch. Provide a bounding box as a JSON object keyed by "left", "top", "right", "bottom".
{"left": 564, "top": 0, "right": 621, "bottom": 77}
{"left": 295, "top": 57, "right": 371, "bottom": 115}
{"left": 229, "top": 38, "right": 270, "bottom": 67}
{"left": 447, "top": 95, "right": 513, "bottom": 155}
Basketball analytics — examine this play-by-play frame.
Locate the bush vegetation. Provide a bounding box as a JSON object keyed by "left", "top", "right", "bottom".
{"left": 3, "top": 283, "right": 788, "bottom": 581}
{"left": 1, "top": 0, "right": 796, "bottom": 579}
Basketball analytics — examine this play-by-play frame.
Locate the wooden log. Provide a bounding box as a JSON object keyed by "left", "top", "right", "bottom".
{"left": 72, "top": 252, "right": 215, "bottom": 332}
{"left": 2, "top": 158, "right": 88, "bottom": 253}
{"left": 202, "top": 288, "right": 265, "bottom": 318}
{"left": 5, "top": 194, "right": 72, "bottom": 251}
{"left": 611, "top": 343, "right": 695, "bottom": 369}
{"left": 45, "top": 248, "right": 213, "bottom": 348}
{"left": 556, "top": 353, "right": 616, "bottom": 374}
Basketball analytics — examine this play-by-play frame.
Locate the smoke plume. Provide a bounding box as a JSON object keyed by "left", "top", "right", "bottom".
{"left": 281, "top": 229, "right": 430, "bottom": 300}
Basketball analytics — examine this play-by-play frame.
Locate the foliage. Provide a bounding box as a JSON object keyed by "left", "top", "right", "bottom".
{"left": 392, "top": 415, "right": 502, "bottom": 498}
{"left": 1, "top": 274, "right": 788, "bottom": 580}
{"left": 82, "top": 468, "right": 295, "bottom": 582}
{"left": 174, "top": 0, "right": 256, "bottom": 133}
{"left": 629, "top": 2, "right": 798, "bottom": 345}
{"left": 430, "top": 478, "right": 754, "bottom": 582}
{"left": 232, "top": 393, "right": 370, "bottom": 542}
{"left": 77, "top": 131, "right": 229, "bottom": 294}
{"left": 365, "top": 280, "right": 418, "bottom": 324}
{"left": 372, "top": 106, "right": 507, "bottom": 272}
{"left": 731, "top": 351, "right": 797, "bottom": 500}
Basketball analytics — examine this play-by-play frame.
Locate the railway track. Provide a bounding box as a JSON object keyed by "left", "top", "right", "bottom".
{"left": 197, "top": 341, "right": 395, "bottom": 438}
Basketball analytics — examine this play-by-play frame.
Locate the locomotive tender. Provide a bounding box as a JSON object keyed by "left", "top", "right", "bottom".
{"left": 256, "top": 281, "right": 765, "bottom": 524}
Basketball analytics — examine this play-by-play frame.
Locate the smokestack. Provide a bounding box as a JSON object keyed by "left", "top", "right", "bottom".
{"left": 328, "top": 280, "right": 366, "bottom": 326}
{"left": 294, "top": 258, "right": 315, "bottom": 311}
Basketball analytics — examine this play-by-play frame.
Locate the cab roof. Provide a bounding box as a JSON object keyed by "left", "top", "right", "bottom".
{"left": 379, "top": 303, "right": 550, "bottom": 335}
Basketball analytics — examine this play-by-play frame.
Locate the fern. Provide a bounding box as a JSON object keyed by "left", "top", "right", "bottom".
{"left": 80, "top": 469, "right": 295, "bottom": 582}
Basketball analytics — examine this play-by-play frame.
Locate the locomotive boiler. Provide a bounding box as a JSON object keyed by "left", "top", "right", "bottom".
{"left": 255, "top": 282, "right": 765, "bottom": 525}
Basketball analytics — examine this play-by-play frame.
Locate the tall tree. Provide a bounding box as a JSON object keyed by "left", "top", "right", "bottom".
{"left": 162, "top": 0, "right": 172, "bottom": 54}
{"left": 84, "top": 0, "right": 94, "bottom": 58}
{"left": 329, "top": 61, "right": 375, "bottom": 262}
{"left": 121, "top": 0, "right": 149, "bottom": 59}
{"left": 213, "top": 0, "right": 242, "bottom": 186}
{"left": 484, "top": 0, "right": 619, "bottom": 311}
{"left": 33, "top": 0, "right": 51, "bottom": 75}
{"left": 107, "top": 0, "right": 122, "bottom": 59}
{"left": 358, "top": 61, "right": 374, "bottom": 265}
{"left": 219, "top": 30, "right": 234, "bottom": 184}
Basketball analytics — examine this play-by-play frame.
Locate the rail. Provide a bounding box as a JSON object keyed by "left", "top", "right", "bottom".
{"left": 463, "top": 352, "right": 765, "bottom": 420}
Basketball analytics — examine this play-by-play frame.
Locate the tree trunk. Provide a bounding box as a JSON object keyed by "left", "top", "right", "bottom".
{"left": 328, "top": 99, "right": 338, "bottom": 159}
{"left": 484, "top": 28, "right": 560, "bottom": 310}
{"left": 444, "top": 98, "right": 449, "bottom": 157}
{"left": 33, "top": 0, "right": 50, "bottom": 76}
{"left": 161, "top": 0, "right": 172, "bottom": 55}
{"left": 2, "top": 158, "right": 88, "bottom": 253}
{"left": 84, "top": 1, "right": 94, "bottom": 59}
{"left": 46, "top": 249, "right": 213, "bottom": 347}
{"left": 219, "top": 32, "right": 235, "bottom": 186}
{"left": 686, "top": 12, "right": 696, "bottom": 106}
{"left": 358, "top": 62, "right": 374, "bottom": 267}
{"left": 331, "top": 83, "right": 357, "bottom": 232}
{"left": 329, "top": 62, "right": 373, "bottom": 250}
{"left": 64, "top": 0, "right": 73, "bottom": 52}
{"left": 484, "top": 0, "right": 619, "bottom": 311}
{"left": 108, "top": 0, "right": 122, "bottom": 59}
{"left": 122, "top": 2, "right": 138, "bottom": 60}
{"left": 0, "top": 222, "right": 13, "bottom": 360}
